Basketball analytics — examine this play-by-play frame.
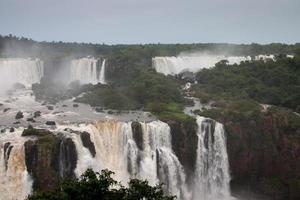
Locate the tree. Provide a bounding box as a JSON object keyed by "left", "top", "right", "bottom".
{"left": 28, "top": 169, "right": 175, "bottom": 200}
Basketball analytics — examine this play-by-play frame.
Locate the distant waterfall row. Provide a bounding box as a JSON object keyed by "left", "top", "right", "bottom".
{"left": 0, "top": 118, "right": 232, "bottom": 200}
{"left": 152, "top": 55, "right": 278, "bottom": 75}
{"left": 69, "top": 58, "right": 106, "bottom": 84}
{"left": 0, "top": 57, "right": 107, "bottom": 90}
{"left": 0, "top": 58, "right": 44, "bottom": 92}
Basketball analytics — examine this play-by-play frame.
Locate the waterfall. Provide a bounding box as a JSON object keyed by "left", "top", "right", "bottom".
{"left": 193, "top": 116, "right": 232, "bottom": 200}
{"left": 99, "top": 59, "right": 106, "bottom": 84}
{"left": 0, "top": 117, "right": 232, "bottom": 200}
{"left": 0, "top": 58, "right": 44, "bottom": 92}
{"left": 152, "top": 55, "right": 251, "bottom": 75}
{"left": 69, "top": 57, "right": 106, "bottom": 85}
{"left": 0, "top": 129, "right": 33, "bottom": 200}
{"left": 59, "top": 120, "right": 189, "bottom": 199}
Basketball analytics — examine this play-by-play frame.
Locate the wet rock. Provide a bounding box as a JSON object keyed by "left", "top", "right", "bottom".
{"left": 47, "top": 105, "right": 54, "bottom": 110}
{"left": 80, "top": 132, "right": 96, "bottom": 157}
{"left": 131, "top": 121, "right": 143, "bottom": 150}
{"left": 22, "top": 126, "right": 52, "bottom": 137}
{"left": 95, "top": 107, "right": 103, "bottom": 112}
{"left": 0, "top": 103, "right": 3, "bottom": 106}
{"left": 3, "top": 108, "right": 11, "bottom": 113}
{"left": 184, "top": 98, "right": 195, "bottom": 106}
{"left": 15, "top": 111, "right": 24, "bottom": 119}
{"left": 107, "top": 110, "right": 113, "bottom": 114}
{"left": 4, "top": 142, "right": 13, "bottom": 170}
{"left": 24, "top": 136, "right": 60, "bottom": 192}
{"left": 9, "top": 127, "right": 15, "bottom": 132}
{"left": 166, "top": 118, "right": 198, "bottom": 179}
{"left": 13, "top": 121, "right": 21, "bottom": 124}
{"left": 73, "top": 104, "right": 79, "bottom": 108}
{"left": 27, "top": 118, "right": 36, "bottom": 122}
{"left": 57, "top": 137, "right": 77, "bottom": 178}
{"left": 45, "top": 121, "right": 56, "bottom": 126}
{"left": 33, "top": 111, "right": 41, "bottom": 118}
{"left": 1, "top": 129, "right": 5, "bottom": 133}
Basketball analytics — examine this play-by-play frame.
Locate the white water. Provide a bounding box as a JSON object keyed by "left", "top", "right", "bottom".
{"left": 57, "top": 120, "right": 189, "bottom": 199}
{"left": 152, "top": 55, "right": 251, "bottom": 75}
{"left": 0, "top": 58, "right": 44, "bottom": 93}
{"left": 0, "top": 129, "right": 33, "bottom": 200}
{"left": 152, "top": 54, "right": 283, "bottom": 75}
{"left": 193, "top": 116, "right": 232, "bottom": 200}
{"left": 0, "top": 116, "right": 233, "bottom": 200}
{"left": 69, "top": 58, "right": 106, "bottom": 84}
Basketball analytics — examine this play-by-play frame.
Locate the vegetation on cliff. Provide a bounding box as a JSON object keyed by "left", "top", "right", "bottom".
{"left": 28, "top": 168, "right": 175, "bottom": 200}
{"left": 190, "top": 52, "right": 300, "bottom": 199}
{"left": 193, "top": 53, "right": 300, "bottom": 112}
{"left": 200, "top": 101, "right": 300, "bottom": 199}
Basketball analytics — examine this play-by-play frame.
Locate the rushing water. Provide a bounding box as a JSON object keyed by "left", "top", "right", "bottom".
{"left": 56, "top": 120, "right": 190, "bottom": 199}
{"left": 193, "top": 116, "right": 232, "bottom": 200}
{"left": 152, "top": 54, "right": 283, "bottom": 75}
{"left": 0, "top": 114, "right": 233, "bottom": 200}
{"left": 0, "top": 56, "right": 234, "bottom": 200}
{"left": 69, "top": 57, "right": 106, "bottom": 84}
{"left": 152, "top": 55, "right": 251, "bottom": 75}
{"left": 0, "top": 129, "right": 33, "bottom": 200}
{"left": 0, "top": 58, "right": 43, "bottom": 93}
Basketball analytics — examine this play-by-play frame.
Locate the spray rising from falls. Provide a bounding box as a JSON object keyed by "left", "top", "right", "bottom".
{"left": 193, "top": 116, "right": 232, "bottom": 200}
{"left": 152, "top": 55, "right": 251, "bottom": 75}
{"left": 152, "top": 54, "right": 280, "bottom": 75}
{"left": 0, "top": 130, "right": 33, "bottom": 200}
{"left": 69, "top": 58, "right": 106, "bottom": 85}
{"left": 0, "top": 58, "right": 44, "bottom": 92}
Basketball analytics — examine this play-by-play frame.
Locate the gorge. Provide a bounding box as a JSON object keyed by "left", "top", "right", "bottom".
{"left": 0, "top": 38, "right": 299, "bottom": 200}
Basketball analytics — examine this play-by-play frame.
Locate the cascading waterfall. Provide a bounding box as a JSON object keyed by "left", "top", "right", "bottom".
{"left": 152, "top": 55, "right": 251, "bottom": 75}
{"left": 152, "top": 54, "right": 280, "bottom": 75}
{"left": 0, "top": 130, "right": 33, "bottom": 200}
{"left": 0, "top": 117, "right": 232, "bottom": 200}
{"left": 193, "top": 116, "right": 232, "bottom": 200}
{"left": 0, "top": 58, "right": 44, "bottom": 92}
{"left": 58, "top": 120, "right": 189, "bottom": 199}
{"left": 69, "top": 57, "right": 106, "bottom": 85}
{"left": 99, "top": 59, "right": 106, "bottom": 84}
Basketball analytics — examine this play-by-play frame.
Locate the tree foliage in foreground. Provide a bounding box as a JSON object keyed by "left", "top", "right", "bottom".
{"left": 28, "top": 169, "right": 175, "bottom": 200}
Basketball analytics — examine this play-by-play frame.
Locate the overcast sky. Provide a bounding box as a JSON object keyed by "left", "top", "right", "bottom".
{"left": 0, "top": 0, "right": 299, "bottom": 44}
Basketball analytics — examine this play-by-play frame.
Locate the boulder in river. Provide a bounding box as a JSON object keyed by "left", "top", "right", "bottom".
{"left": 3, "top": 108, "right": 11, "bottom": 113}
{"left": 33, "top": 111, "right": 41, "bottom": 118}
{"left": 15, "top": 111, "right": 24, "bottom": 119}
{"left": 45, "top": 121, "right": 56, "bottom": 126}
{"left": 47, "top": 106, "right": 54, "bottom": 110}
{"left": 27, "top": 118, "right": 36, "bottom": 122}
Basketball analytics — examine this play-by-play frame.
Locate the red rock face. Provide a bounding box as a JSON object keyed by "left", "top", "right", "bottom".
{"left": 220, "top": 112, "right": 300, "bottom": 200}
{"left": 165, "top": 118, "right": 198, "bottom": 180}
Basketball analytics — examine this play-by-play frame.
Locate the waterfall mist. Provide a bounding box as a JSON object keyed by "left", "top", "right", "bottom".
{"left": 0, "top": 58, "right": 43, "bottom": 95}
